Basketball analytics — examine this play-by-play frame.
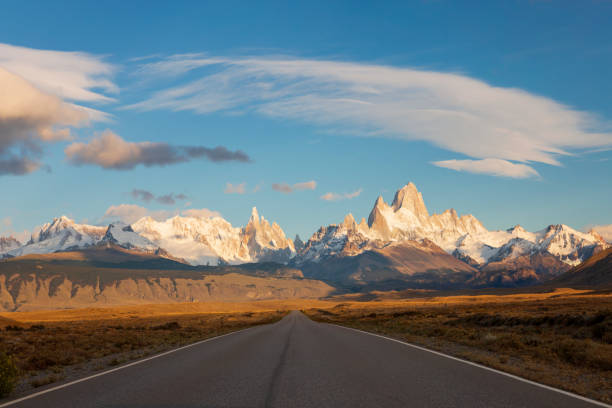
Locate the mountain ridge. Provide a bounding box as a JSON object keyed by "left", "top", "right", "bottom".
{"left": 1, "top": 183, "right": 608, "bottom": 290}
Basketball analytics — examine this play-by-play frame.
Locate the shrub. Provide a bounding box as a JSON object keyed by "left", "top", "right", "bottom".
{"left": 0, "top": 352, "right": 18, "bottom": 397}
{"left": 555, "top": 339, "right": 587, "bottom": 365}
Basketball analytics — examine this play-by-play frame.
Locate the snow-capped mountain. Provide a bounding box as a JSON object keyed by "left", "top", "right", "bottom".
{"left": 101, "top": 222, "right": 157, "bottom": 251}
{"left": 4, "top": 208, "right": 295, "bottom": 266}
{"left": 295, "top": 183, "right": 609, "bottom": 272}
{"left": 0, "top": 236, "right": 21, "bottom": 255}
{"left": 6, "top": 216, "right": 107, "bottom": 258}
{"left": 3, "top": 183, "right": 606, "bottom": 289}
{"left": 132, "top": 207, "right": 294, "bottom": 265}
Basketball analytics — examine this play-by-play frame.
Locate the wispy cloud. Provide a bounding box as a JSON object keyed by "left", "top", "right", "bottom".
{"left": 272, "top": 180, "right": 317, "bottom": 193}
{"left": 128, "top": 54, "right": 612, "bottom": 178}
{"left": 65, "top": 130, "right": 251, "bottom": 170}
{"left": 0, "top": 43, "right": 117, "bottom": 103}
{"left": 0, "top": 44, "right": 116, "bottom": 176}
{"left": 432, "top": 159, "right": 541, "bottom": 179}
{"left": 224, "top": 182, "right": 246, "bottom": 194}
{"left": 130, "top": 189, "right": 188, "bottom": 205}
{"left": 320, "top": 188, "right": 363, "bottom": 201}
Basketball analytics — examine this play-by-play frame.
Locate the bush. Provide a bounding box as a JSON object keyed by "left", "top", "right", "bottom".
{"left": 0, "top": 352, "right": 18, "bottom": 397}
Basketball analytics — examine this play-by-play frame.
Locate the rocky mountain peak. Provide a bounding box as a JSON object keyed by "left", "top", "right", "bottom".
{"left": 342, "top": 213, "right": 357, "bottom": 230}
{"left": 249, "top": 207, "right": 260, "bottom": 225}
{"left": 0, "top": 236, "right": 21, "bottom": 254}
{"left": 391, "top": 182, "right": 429, "bottom": 219}
{"left": 368, "top": 202, "right": 392, "bottom": 239}
{"left": 294, "top": 234, "right": 305, "bottom": 252}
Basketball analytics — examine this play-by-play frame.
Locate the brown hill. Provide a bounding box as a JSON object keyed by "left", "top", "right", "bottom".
{"left": 551, "top": 247, "right": 612, "bottom": 288}
{"left": 298, "top": 239, "right": 477, "bottom": 291}
{"left": 4, "top": 243, "right": 190, "bottom": 267}
{"left": 0, "top": 245, "right": 334, "bottom": 312}
{"left": 469, "top": 253, "right": 571, "bottom": 288}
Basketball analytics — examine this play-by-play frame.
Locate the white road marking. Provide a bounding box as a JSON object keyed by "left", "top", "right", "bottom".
{"left": 332, "top": 324, "right": 611, "bottom": 408}
{"left": 0, "top": 326, "right": 256, "bottom": 407}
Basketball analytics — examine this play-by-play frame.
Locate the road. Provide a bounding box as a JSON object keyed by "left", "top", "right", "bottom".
{"left": 1, "top": 311, "right": 606, "bottom": 408}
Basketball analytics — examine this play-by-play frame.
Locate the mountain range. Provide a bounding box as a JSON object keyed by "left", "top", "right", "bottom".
{"left": 1, "top": 183, "right": 609, "bottom": 290}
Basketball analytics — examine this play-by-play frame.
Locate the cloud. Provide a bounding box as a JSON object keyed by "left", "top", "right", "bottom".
{"left": 588, "top": 224, "right": 612, "bottom": 243}
{"left": 130, "top": 189, "right": 188, "bottom": 205}
{"left": 188, "top": 146, "right": 251, "bottom": 163}
{"left": 156, "top": 194, "right": 176, "bottom": 205}
{"left": 272, "top": 180, "right": 317, "bottom": 194}
{"left": 181, "top": 208, "right": 222, "bottom": 218}
{"left": 131, "top": 189, "right": 155, "bottom": 202}
{"left": 224, "top": 182, "right": 246, "bottom": 194}
{"left": 0, "top": 217, "right": 29, "bottom": 243}
{"left": 432, "top": 159, "right": 540, "bottom": 179}
{"left": 0, "top": 43, "right": 117, "bottom": 103}
{"left": 103, "top": 203, "right": 221, "bottom": 224}
{"left": 0, "top": 67, "right": 91, "bottom": 175}
{"left": 102, "top": 204, "right": 176, "bottom": 224}
{"left": 129, "top": 55, "right": 612, "bottom": 178}
{"left": 65, "top": 130, "right": 251, "bottom": 170}
{"left": 0, "top": 44, "right": 115, "bottom": 176}
{"left": 320, "top": 188, "right": 363, "bottom": 201}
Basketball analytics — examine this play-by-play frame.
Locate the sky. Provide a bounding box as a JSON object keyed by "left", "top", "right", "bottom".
{"left": 0, "top": 0, "right": 611, "bottom": 242}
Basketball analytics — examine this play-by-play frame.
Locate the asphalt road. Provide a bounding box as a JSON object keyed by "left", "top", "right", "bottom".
{"left": 1, "top": 311, "right": 607, "bottom": 408}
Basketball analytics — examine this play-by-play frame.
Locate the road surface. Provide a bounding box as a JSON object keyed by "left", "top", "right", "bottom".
{"left": 1, "top": 311, "right": 607, "bottom": 407}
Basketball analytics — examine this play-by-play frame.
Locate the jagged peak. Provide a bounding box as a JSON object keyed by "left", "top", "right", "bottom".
{"left": 442, "top": 208, "right": 458, "bottom": 218}
{"left": 391, "top": 182, "right": 429, "bottom": 218}
{"left": 508, "top": 224, "right": 526, "bottom": 233}
{"left": 51, "top": 215, "right": 75, "bottom": 226}
{"left": 342, "top": 213, "right": 356, "bottom": 228}
{"left": 249, "top": 207, "right": 260, "bottom": 224}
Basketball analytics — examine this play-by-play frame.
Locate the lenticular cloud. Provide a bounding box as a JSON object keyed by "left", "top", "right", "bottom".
{"left": 128, "top": 55, "right": 612, "bottom": 178}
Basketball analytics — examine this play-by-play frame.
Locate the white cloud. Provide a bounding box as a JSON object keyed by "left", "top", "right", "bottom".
{"left": 128, "top": 55, "right": 612, "bottom": 178}
{"left": 102, "top": 204, "right": 175, "bottom": 224}
{"left": 272, "top": 180, "right": 317, "bottom": 193}
{"left": 588, "top": 224, "right": 612, "bottom": 243}
{"left": 224, "top": 182, "right": 246, "bottom": 194}
{"left": 432, "top": 159, "right": 540, "bottom": 179}
{"left": 181, "top": 208, "right": 222, "bottom": 218}
{"left": 320, "top": 188, "right": 363, "bottom": 201}
{"left": 0, "top": 43, "right": 117, "bottom": 103}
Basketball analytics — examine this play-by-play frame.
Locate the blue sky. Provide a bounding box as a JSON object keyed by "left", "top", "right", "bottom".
{"left": 0, "top": 0, "right": 611, "bottom": 241}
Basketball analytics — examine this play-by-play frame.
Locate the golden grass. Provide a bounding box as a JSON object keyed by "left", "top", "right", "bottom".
{"left": 0, "top": 299, "right": 338, "bottom": 323}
